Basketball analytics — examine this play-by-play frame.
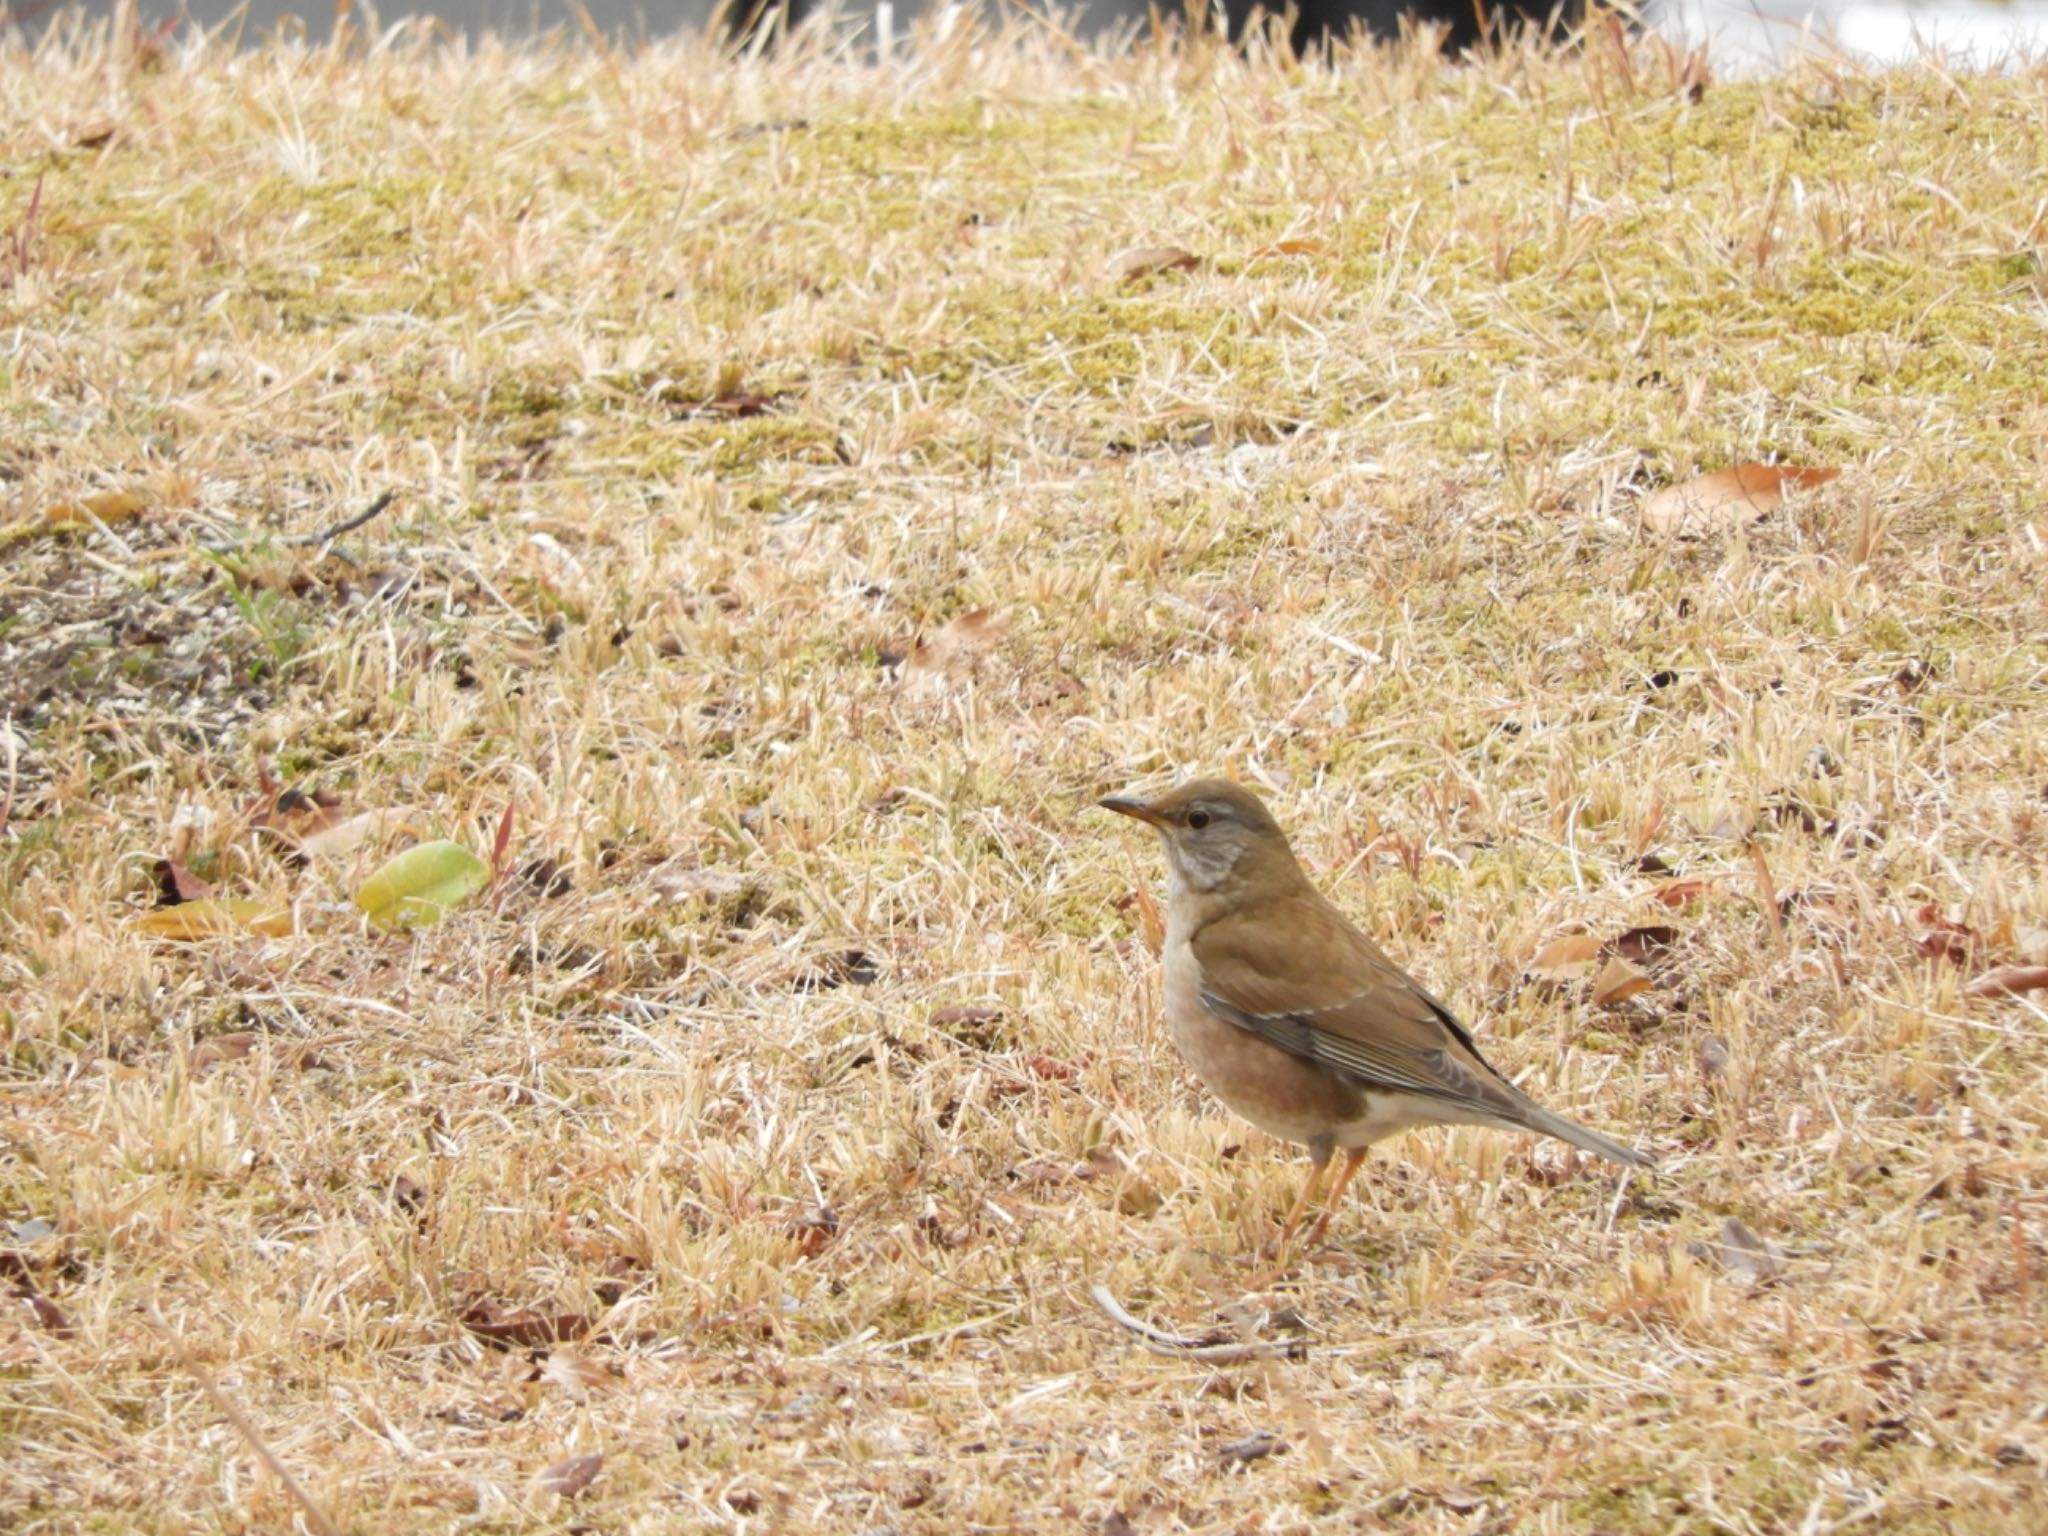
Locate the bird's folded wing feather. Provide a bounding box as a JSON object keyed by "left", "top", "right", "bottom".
{"left": 1191, "top": 892, "right": 1534, "bottom": 1122}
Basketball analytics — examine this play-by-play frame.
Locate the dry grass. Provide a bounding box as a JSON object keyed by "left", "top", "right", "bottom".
{"left": 4, "top": 7, "right": 2048, "bottom": 1532}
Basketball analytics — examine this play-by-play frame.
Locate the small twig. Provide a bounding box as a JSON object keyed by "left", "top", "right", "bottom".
{"left": 1747, "top": 839, "right": 1786, "bottom": 945}
{"left": 0, "top": 710, "right": 16, "bottom": 838}
{"left": 1089, "top": 1283, "right": 1298, "bottom": 1363}
{"left": 291, "top": 490, "right": 397, "bottom": 550}
{"left": 143, "top": 1299, "right": 344, "bottom": 1536}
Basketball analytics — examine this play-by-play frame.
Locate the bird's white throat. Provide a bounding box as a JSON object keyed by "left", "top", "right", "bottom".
{"left": 1161, "top": 826, "right": 1250, "bottom": 894}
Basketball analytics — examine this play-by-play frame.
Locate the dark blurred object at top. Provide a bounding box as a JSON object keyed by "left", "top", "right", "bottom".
{"left": 724, "top": 0, "right": 1584, "bottom": 56}
{"left": 1225, "top": 0, "right": 1581, "bottom": 53}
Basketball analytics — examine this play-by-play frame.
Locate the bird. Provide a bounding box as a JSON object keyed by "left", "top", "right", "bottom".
{"left": 1101, "top": 777, "right": 1651, "bottom": 1247}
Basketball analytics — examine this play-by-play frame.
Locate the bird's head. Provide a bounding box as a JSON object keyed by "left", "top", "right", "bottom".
{"left": 1098, "top": 778, "right": 1301, "bottom": 896}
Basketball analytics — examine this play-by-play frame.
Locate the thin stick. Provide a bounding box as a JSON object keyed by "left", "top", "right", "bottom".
{"left": 1747, "top": 839, "right": 1785, "bottom": 945}
{"left": 0, "top": 710, "right": 15, "bottom": 838}
{"left": 143, "top": 1300, "right": 343, "bottom": 1536}
{"left": 1088, "top": 1283, "right": 1298, "bottom": 1363}
{"left": 291, "top": 490, "right": 397, "bottom": 549}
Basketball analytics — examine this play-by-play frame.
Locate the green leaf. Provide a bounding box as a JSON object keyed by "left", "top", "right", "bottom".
{"left": 356, "top": 840, "right": 489, "bottom": 930}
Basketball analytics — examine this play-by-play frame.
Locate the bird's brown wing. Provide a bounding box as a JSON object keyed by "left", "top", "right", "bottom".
{"left": 1189, "top": 890, "right": 1534, "bottom": 1125}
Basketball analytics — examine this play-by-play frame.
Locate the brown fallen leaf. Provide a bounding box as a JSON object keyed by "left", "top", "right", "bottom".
{"left": 1610, "top": 925, "right": 1680, "bottom": 967}
{"left": 1649, "top": 878, "right": 1712, "bottom": 908}
{"left": 1131, "top": 879, "right": 1165, "bottom": 958}
{"left": 1642, "top": 464, "right": 1840, "bottom": 535}
{"left": 1913, "top": 904, "right": 1978, "bottom": 964}
{"left": 993, "top": 1054, "right": 1091, "bottom": 1095}
{"left": 154, "top": 858, "right": 215, "bottom": 904}
{"left": 1111, "top": 245, "right": 1201, "bottom": 281}
{"left": 533, "top": 1451, "right": 604, "bottom": 1498}
{"left": 898, "top": 606, "right": 1010, "bottom": 693}
{"left": 1248, "top": 237, "right": 1330, "bottom": 260}
{"left": 1705, "top": 1216, "right": 1787, "bottom": 1287}
{"left": 1526, "top": 934, "right": 1603, "bottom": 982}
{"left": 461, "top": 1302, "right": 594, "bottom": 1351}
{"left": 1964, "top": 966, "right": 2048, "bottom": 1000}
{"left": 538, "top": 1348, "right": 614, "bottom": 1397}
{"left": 3, "top": 1242, "right": 76, "bottom": 1339}
{"left": 42, "top": 490, "right": 144, "bottom": 529}
{"left": 292, "top": 806, "right": 412, "bottom": 861}
{"left": 188, "top": 1033, "right": 255, "bottom": 1071}
{"left": 781, "top": 950, "right": 881, "bottom": 993}
{"left": 24, "top": 1290, "right": 73, "bottom": 1336}
{"left": 1591, "top": 955, "right": 1654, "bottom": 1007}
{"left": 930, "top": 1004, "right": 1004, "bottom": 1033}
{"left": 787, "top": 1204, "right": 840, "bottom": 1258}
{"left": 1217, "top": 1432, "right": 1287, "bottom": 1466}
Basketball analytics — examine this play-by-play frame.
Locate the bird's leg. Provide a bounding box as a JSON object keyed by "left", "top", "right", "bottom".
{"left": 1305, "top": 1147, "right": 1371, "bottom": 1246}
{"left": 1270, "top": 1139, "right": 1333, "bottom": 1255}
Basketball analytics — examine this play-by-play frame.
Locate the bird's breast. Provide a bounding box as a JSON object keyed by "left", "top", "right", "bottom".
{"left": 1159, "top": 932, "right": 1373, "bottom": 1149}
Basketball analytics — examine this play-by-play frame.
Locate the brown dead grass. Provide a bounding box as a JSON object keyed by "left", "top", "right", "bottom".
{"left": 3, "top": 6, "right": 2047, "bottom": 1533}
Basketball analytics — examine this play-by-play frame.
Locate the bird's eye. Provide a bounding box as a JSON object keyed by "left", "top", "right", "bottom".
{"left": 1185, "top": 809, "right": 1211, "bottom": 830}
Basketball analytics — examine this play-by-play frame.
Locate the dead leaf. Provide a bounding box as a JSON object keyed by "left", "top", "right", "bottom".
{"left": 791, "top": 949, "right": 881, "bottom": 991}
{"left": 133, "top": 899, "right": 294, "bottom": 940}
{"left": 930, "top": 1003, "right": 1003, "bottom": 1030}
{"left": 898, "top": 607, "right": 1009, "bottom": 693}
{"left": 1131, "top": 880, "right": 1164, "bottom": 957}
{"left": 153, "top": 859, "right": 215, "bottom": 904}
{"left": 1025, "top": 1053, "right": 1084, "bottom": 1081}
{"left": 1642, "top": 464, "right": 1840, "bottom": 535}
{"left": 4, "top": 1236, "right": 75, "bottom": 1337}
{"left": 461, "top": 1302, "right": 593, "bottom": 1351}
{"left": 24, "top": 1291, "right": 72, "bottom": 1335}
{"left": 1705, "top": 1216, "right": 1787, "bottom": 1287}
{"left": 1591, "top": 956, "right": 1654, "bottom": 1007}
{"left": 1964, "top": 966, "right": 2048, "bottom": 1000}
{"left": 1650, "top": 878, "right": 1711, "bottom": 908}
{"left": 187, "top": 1033, "right": 255, "bottom": 1071}
{"left": 1527, "top": 934, "right": 1603, "bottom": 981}
{"left": 1111, "top": 245, "right": 1201, "bottom": 281}
{"left": 292, "top": 806, "right": 412, "bottom": 861}
{"left": 533, "top": 1451, "right": 604, "bottom": 1498}
{"left": 246, "top": 784, "right": 348, "bottom": 854}
{"left": 707, "top": 392, "right": 776, "bottom": 416}
{"left": 521, "top": 857, "right": 573, "bottom": 898}
{"left": 994, "top": 1054, "right": 1089, "bottom": 1094}
{"left": 1248, "top": 238, "right": 1330, "bottom": 260}
{"left": 1609, "top": 925, "right": 1680, "bottom": 967}
{"left": 42, "top": 490, "right": 144, "bottom": 529}
{"left": 538, "top": 1348, "right": 614, "bottom": 1398}
{"left": 649, "top": 865, "right": 748, "bottom": 904}
{"left": 1218, "top": 1432, "right": 1287, "bottom": 1466}
{"left": 1913, "top": 904, "right": 1977, "bottom": 963}
{"left": 788, "top": 1205, "right": 839, "bottom": 1258}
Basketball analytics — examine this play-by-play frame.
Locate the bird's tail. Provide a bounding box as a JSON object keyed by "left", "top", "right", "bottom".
{"left": 1518, "top": 1104, "right": 1653, "bottom": 1169}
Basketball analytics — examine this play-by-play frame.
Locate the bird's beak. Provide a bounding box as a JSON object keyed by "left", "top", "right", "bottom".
{"left": 1098, "top": 795, "right": 1167, "bottom": 827}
